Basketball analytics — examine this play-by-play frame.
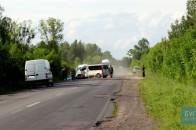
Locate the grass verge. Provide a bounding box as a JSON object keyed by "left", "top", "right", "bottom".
{"left": 139, "top": 71, "right": 196, "bottom": 130}
{"left": 113, "top": 100, "right": 118, "bottom": 117}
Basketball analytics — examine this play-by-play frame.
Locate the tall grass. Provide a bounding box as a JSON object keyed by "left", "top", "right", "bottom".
{"left": 113, "top": 100, "right": 118, "bottom": 117}
{"left": 139, "top": 71, "right": 196, "bottom": 130}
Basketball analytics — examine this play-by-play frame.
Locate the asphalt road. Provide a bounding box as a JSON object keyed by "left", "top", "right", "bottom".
{"left": 0, "top": 72, "right": 125, "bottom": 130}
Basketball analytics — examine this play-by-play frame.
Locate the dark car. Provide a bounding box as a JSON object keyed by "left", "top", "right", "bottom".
{"left": 102, "top": 64, "right": 113, "bottom": 78}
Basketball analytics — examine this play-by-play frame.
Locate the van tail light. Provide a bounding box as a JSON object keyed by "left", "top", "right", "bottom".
{"left": 25, "top": 75, "right": 27, "bottom": 80}
{"left": 46, "top": 73, "right": 48, "bottom": 78}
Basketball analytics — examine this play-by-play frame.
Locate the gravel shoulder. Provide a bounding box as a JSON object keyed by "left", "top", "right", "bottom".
{"left": 98, "top": 75, "right": 154, "bottom": 130}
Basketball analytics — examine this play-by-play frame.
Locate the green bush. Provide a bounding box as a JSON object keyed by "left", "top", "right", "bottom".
{"left": 144, "top": 29, "right": 196, "bottom": 85}
{"left": 139, "top": 71, "right": 196, "bottom": 130}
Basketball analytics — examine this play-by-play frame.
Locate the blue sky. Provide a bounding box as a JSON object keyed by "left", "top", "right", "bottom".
{"left": 1, "top": 0, "right": 187, "bottom": 59}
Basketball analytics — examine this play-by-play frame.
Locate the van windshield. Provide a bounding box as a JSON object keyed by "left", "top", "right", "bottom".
{"left": 81, "top": 66, "right": 87, "bottom": 71}
{"left": 102, "top": 65, "right": 108, "bottom": 69}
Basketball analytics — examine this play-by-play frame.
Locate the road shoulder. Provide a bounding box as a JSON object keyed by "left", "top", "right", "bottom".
{"left": 98, "top": 75, "right": 154, "bottom": 130}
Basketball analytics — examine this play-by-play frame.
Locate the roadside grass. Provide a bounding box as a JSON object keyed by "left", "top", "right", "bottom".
{"left": 139, "top": 71, "right": 196, "bottom": 130}
{"left": 0, "top": 85, "right": 14, "bottom": 95}
{"left": 113, "top": 100, "right": 118, "bottom": 117}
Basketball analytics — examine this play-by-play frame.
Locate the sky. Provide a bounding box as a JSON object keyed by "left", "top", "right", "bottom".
{"left": 1, "top": 0, "right": 187, "bottom": 59}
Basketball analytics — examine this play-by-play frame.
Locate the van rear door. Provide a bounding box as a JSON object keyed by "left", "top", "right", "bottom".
{"left": 25, "top": 61, "right": 36, "bottom": 80}
{"left": 102, "top": 64, "right": 110, "bottom": 76}
{"left": 36, "top": 63, "right": 46, "bottom": 80}
{"left": 34, "top": 60, "right": 47, "bottom": 81}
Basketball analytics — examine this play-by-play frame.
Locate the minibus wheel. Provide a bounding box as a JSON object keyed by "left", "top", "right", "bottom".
{"left": 96, "top": 73, "right": 101, "bottom": 78}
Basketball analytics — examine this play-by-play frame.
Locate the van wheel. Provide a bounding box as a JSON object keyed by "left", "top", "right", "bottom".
{"left": 50, "top": 82, "right": 54, "bottom": 87}
{"left": 81, "top": 74, "right": 85, "bottom": 79}
{"left": 46, "top": 81, "right": 50, "bottom": 87}
{"left": 26, "top": 82, "right": 31, "bottom": 89}
{"left": 96, "top": 74, "right": 101, "bottom": 78}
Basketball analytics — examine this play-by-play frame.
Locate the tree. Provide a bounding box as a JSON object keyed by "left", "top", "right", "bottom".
{"left": 77, "top": 40, "right": 85, "bottom": 61}
{"left": 69, "top": 40, "right": 86, "bottom": 64}
{"left": 39, "top": 17, "right": 64, "bottom": 42}
{"left": 187, "top": 0, "right": 196, "bottom": 27}
{"left": 85, "top": 43, "right": 102, "bottom": 56}
{"left": 168, "top": 0, "right": 196, "bottom": 40}
{"left": 70, "top": 40, "right": 79, "bottom": 65}
{"left": 0, "top": 44, "right": 11, "bottom": 86}
{"left": 73, "top": 57, "right": 81, "bottom": 69}
{"left": 138, "top": 38, "right": 149, "bottom": 52}
{"left": 102, "top": 51, "right": 113, "bottom": 60}
{"left": 59, "top": 41, "right": 70, "bottom": 63}
{"left": 0, "top": 17, "right": 12, "bottom": 44}
{"left": 127, "top": 38, "right": 149, "bottom": 60}
{"left": 38, "top": 17, "right": 64, "bottom": 51}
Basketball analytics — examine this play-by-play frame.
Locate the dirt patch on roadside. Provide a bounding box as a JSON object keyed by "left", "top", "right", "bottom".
{"left": 98, "top": 75, "right": 154, "bottom": 130}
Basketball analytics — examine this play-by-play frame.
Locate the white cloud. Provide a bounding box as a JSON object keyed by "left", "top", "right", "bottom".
{"left": 104, "top": 23, "right": 114, "bottom": 30}
{"left": 65, "top": 19, "right": 81, "bottom": 38}
{"left": 96, "top": 39, "right": 105, "bottom": 48}
{"left": 1, "top": 0, "right": 187, "bottom": 59}
{"left": 114, "top": 39, "right": 132, "bottom": 50}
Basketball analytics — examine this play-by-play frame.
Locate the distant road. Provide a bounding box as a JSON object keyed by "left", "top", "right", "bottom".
{"left": 0, "top": 70, "right": 125, "bottom": 130}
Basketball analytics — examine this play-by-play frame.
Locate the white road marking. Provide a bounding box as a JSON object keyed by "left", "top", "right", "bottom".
{"left": 26, "top": 102, "right": 40, "bottom": 108}
{"left": 12, "top": 108, "right": 24, "bottom": 114}
{"left": 48, "top": 96, "right": 55, "bottom": 100}
{"left": 12, "top": 87, "right": 79, "bottom": 114}
{"left": 56, "top": 93, "right": 63, "bottom": 96}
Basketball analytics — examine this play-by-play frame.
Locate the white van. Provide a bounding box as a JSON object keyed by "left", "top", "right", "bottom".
{"left": 25, "top": 59, "right": 54, "bottom": 87}
{"left": 87, "top": 64, "right": 103, "bottom": 78}
{"left": 133, "top": 66, "right": 140, "bottom": 73}
{"left": 101, "top": 59, "right": 113, "bottom": 78}
{"left": 75, "top": 64, "right": 88, "bottom": 79}
{"left": 102, "top": 59, "right": 110, "bottom": 64}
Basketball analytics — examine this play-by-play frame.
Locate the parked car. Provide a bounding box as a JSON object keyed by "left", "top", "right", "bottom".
{"left": 102, "top": 64, "right": 112, "bottom": 78}
{"left": 25, "top": 59, "right": 54, "bottom": 87}
{"left": 133, "top": 66, "right": 140, "bottom": 74}
{"left": 101, "top": 59, "right": 113, "bottom": 78}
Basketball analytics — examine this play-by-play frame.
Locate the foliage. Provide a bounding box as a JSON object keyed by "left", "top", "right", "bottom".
{"left": 39, "top": 17, "right": 64, "bottom": 43}
{"left": 144, "top": 29, "right": 196, "bottom": 84}
{"left": 139, "top": 72, "right": 196, "bottom": 130}
{"left": 39, "top": 17, "right": 64, "bottom": 52}
{"left": 0, "top": 4, "right": 120, "bottom": 94}
{"left": 187, "top": 0, "right": 196, "bottom": 28}
{"left": 129, "top": 1, "right": 196, "bottom": 129}
{"left": 73, "top": 57, "right": 81, "bottom": 69}
{"left": 129, "top": 0, "right": 196, "bottom": 85}
{"left": 0, "top": 44, "right": 25, "bottom": 92}
{"left": 102, "top": 51, "right": 113, "bottom": 60}
{"left": 127, "top": 38, "right": 149, "bottom": 60}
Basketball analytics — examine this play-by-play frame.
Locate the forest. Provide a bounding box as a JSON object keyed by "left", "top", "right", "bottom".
{"left": 128, "top": 0, "right": 196, "bottom": 86}
{"left": 127, "top": 0, "right": 195, "bottom": 129}
{"left": 0, "top": 5, "right": 130, "bottom": 93}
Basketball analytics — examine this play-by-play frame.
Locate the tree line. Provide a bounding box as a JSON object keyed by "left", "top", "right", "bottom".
{"left": 128, "top": 0, "right": 196, "bottom": 86}
{"left": 0, "top": 5, "right": 130, "bottom": 93}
